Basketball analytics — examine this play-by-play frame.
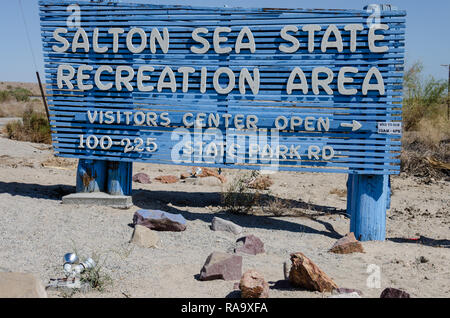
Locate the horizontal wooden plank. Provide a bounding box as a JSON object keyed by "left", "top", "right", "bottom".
{"left": 39, "top": 0, "right": 405, "bottom": 175}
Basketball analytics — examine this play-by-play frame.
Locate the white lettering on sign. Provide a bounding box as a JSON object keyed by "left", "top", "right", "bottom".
{"left": 52, "top": 25, "right": 389, "bottom": 96}
{"left": 84, "top": 110, "right": 334, "bottom": 133}
{"left": 377, "top": 122, "right": 402, "bottom": 135}
{"left": 42, "top": 5, "right": 405, "bottom": 170}
{"left": 56, "top": 63, "right": 385, "bottom": 96}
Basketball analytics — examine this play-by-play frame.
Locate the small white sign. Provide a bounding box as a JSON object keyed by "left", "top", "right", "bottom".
{"left": 377, "top": 122, "right": 402, "bottom": 135}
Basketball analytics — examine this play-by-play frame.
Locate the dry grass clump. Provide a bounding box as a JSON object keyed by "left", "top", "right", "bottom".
{"left": 401, "top": 129, "right": 449, "bottom": 180}
{"left": 222, "top": 171, "right": 294, "bottom": 216}
{"left": 80, "top": 253, "right": 113, "bottom": 293}
{"left": 261, "top": 197, "right": 294, "bottom": 216}
{"left": 221, "top": 170, "right": 264, "bottom": 214}
{"left": 5, "top": 106, "right": 51, "bottom": 144}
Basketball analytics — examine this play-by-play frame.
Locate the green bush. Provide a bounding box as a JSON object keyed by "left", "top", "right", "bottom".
{"left": 0, "top": 86, "right": 32, "bottom": 103}
{"left": 5, "top": 106, "right": 51, "bottom": 144}
{"left": 403, "top": 62, "right": 448, "bottom": 131}
{"left": 0, "top": 90, "right": 10, "bottom": 103}
{"left": 11, "top": 87, "right": 32, "bottom": 102}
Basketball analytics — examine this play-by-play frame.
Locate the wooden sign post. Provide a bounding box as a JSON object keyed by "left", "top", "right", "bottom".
{"left": 39, "top": 1, "right": 405, "bottom": 240}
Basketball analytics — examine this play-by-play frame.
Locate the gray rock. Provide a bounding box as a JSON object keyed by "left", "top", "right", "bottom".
{"left": 0, "top": 272, "right": 47, "bottom": 298}
{"left": 332, "top": 287, "right": 363, "bottom": 296}
{"left": 199, "top": 252, "right": 242, "bottom": 281}
{"left": 130, "top": 225, "right": 159, "bottom": 248}
{"left": 211, "top": 217, "right": 242, "bottom": 235}
{"left": 235, "top": 235, "right": 265, "bottom": 255}
{"left": 133, "top": 209, "right": 187, "bottom": 232}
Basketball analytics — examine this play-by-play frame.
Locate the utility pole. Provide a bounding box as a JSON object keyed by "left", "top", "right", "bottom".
{"left": 442, "top": 64, "right": 450, "bottom": 120}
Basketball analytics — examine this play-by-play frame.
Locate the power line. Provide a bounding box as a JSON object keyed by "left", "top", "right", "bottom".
{"left": 18, "top": 0, "right": 38, "bottom": 72}
{"left": 18, "top": 0, "right": 50, "bottom": 122}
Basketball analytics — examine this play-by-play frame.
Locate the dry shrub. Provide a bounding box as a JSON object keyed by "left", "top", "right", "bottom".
{"left": 400, "top": 62, "right": 449, "bottom": 180}
{"left": 401, "top": 123, "right": 449, "bottom": 179}
{"left": 80, "top": 253, "right": 112, "bottom": 292}
{"left": 222, "top": 171, "right": 287, "bottom": 215}
{"left": 5, "top": 106, "right": 51, "bottom": 144}
{"left": 221, "top": 171, "right": 264, "bottom": 214}
{"left": 261, "top": 197, "right": 293, "bottom": 216}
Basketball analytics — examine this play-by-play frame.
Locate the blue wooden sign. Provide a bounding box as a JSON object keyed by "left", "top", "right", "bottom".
{"left": 39, "top": 0, "right": 406, "bottom": 176}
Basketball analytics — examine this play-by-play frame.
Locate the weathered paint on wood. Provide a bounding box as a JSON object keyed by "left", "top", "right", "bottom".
{"left": 76, "top": 159, "right": 107, "bottom": 193}
{"left": 350, "top": 174, "right": 388, "bottom": 241}
{"left": 38, "top": 0, "right": 405, "bottom": 175}
{"left": 107, "top": 161, "right": 132, "bottom": 196}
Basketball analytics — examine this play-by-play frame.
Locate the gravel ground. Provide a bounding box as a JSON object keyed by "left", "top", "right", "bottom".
{"left": 0, "top": 136, "right": 449, "bottom": 298}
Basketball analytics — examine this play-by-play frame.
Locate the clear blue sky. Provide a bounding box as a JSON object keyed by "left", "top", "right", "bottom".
{"left": 1, "top": 0, "right": 449, "bottom": 83}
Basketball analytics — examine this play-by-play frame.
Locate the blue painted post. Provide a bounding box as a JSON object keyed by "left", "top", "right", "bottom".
{"left": 106, "top": 161, "right": 133, "bottom": 196}
{"left": 386, "top": 176, "right": 391, "bottom": 210}
{"left": 346, "top": 174, "right": 355, "bottom": 217}
{"left": 76, "top": 159, "right": 107, "bottom": 193}
{"left": 350, "top": 174, "right": 389, "bottom": 241}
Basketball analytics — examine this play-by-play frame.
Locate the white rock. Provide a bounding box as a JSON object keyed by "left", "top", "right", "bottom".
{"left": 130, "top": 224, "right": 159, "bottom": 248}
{"left": 329, "top": 292, "right": 362, "bottom": 298}
{"left": 211, "top": 217, "right": 242, "bottom": 235}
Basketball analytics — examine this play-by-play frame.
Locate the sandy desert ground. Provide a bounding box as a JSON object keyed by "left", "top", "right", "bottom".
{"left": 0, "top": 132, "right": 448, "bottom": 298}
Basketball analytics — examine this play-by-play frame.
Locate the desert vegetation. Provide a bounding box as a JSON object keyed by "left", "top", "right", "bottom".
{"left": 5, "top": 106, "right": 51, "bottom": 144}
{"left": 0, "top": 82, "right": 44, "bottom": 118}
{"left": 401, "top": 62, "right": 449, "bottom": 179}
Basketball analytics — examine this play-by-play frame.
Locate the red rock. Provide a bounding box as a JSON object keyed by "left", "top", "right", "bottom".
{"left": 329, "top": 232, "right": 365, "bottom": 254}
{"left": 239, "top": 270, "right": 269, "bottom": 298}
{"left": 132, "top": 173, "right": 151, "bottom": 184}
{"left": 192, "top": 167, "right": 226, "bottom": 183}
{"left": 235, "top": 235, "right": 265, "bottom": 255}
{"left": 289, "top": 252, "right": 338, "bottom": 292}
{"left": 380, "top": 288, "right": 410, "bottom": 298}
{"left": 199, "top": 252, "right": 242, "bottom": 281}
{"left": 154, "top": 175, "right": 179, "bottom": 184}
